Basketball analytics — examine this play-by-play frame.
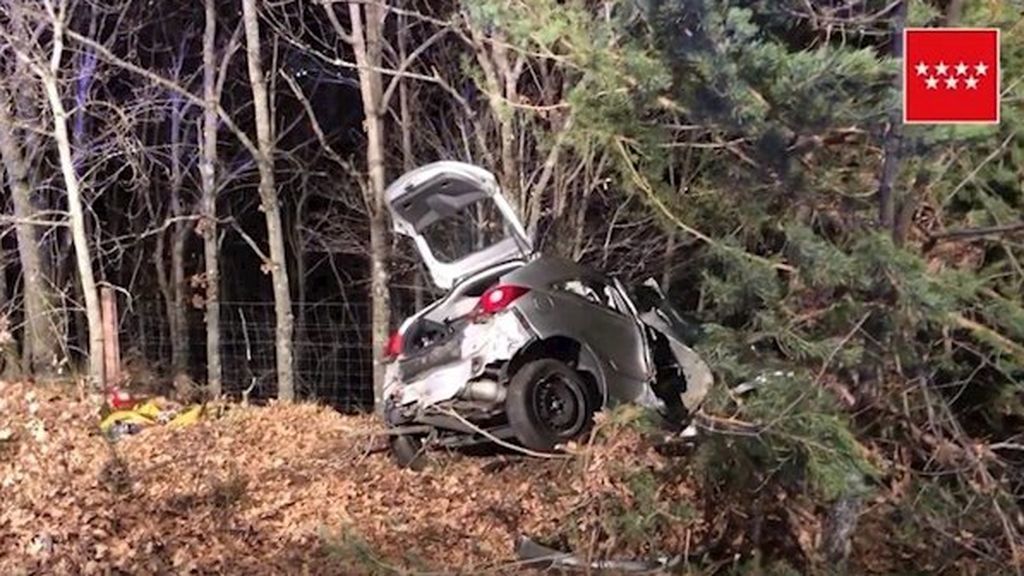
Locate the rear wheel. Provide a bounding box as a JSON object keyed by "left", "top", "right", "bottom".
{"left": 389, "top": 433, "right": 428, "bottom": 471}
{"left": 506, "top": 359, "right": 594, "bottom": 452}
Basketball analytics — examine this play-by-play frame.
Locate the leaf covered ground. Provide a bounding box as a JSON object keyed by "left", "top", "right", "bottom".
{"left": 0, "top": 380, "right": 707, "bottom": 574}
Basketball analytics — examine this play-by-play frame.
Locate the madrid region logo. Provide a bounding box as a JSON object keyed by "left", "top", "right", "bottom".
{"left": 903, "top": 28, "right": 1000, "bottom": 124}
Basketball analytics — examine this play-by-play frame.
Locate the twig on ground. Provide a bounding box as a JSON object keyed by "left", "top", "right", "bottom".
{"left": 436, "top": 407, "right": 571, "bottom": 460}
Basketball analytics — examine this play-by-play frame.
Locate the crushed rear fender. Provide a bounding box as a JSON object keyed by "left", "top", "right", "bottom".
{"left": 383, "top": 311, "right": 533, "bottom": 409}
{"left": 634, "top": 279, "right": 713, "bottom": 412}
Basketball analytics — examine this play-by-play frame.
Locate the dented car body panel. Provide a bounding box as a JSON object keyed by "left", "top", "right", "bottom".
{"left": 383, "top": 162, "right": 712, "bottom": 448}
{"left": 498, "top": 259, "right": 656, "bottom": 405}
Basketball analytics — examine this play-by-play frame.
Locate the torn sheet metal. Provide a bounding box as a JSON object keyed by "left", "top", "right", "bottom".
{"left": 387, "top": 312, "right": 532, "bottom": 409}
{"left": 515, "top": 535, "right": 681, "bottom": 573}
{"left": 639, "top": 308, "right": 713, "bottom": 411}
{"left": 461, "top": 311, "right": 532, "bottom": 358}
{"left": 389, "top": 359, "right": 473, "bottom": 407}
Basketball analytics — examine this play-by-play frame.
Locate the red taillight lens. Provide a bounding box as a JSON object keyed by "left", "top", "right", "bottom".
{"left": 475, "top": 284, "right": 530, "bottom": 317}
{"left": 384, "top": 331, "right": 403, "bottom": 359}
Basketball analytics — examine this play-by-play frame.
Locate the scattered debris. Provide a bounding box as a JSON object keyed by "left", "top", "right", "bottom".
{"left": 515, "top": 535, "right": 681, "bottom": 573}
{"left": 99, "top": 396, "right": 205, "bottom": 441}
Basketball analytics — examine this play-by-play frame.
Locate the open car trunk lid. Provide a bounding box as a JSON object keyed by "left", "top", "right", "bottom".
{"left": 385, "top": 161, "right": 533, "bottom": 290}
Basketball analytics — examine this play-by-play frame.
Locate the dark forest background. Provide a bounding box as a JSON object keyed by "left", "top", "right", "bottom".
{"left": 1, "top": 0, "right": 1022, "bottom": 571}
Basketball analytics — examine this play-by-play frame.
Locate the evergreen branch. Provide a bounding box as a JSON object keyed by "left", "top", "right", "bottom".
{"left": 950, "top": 313, "right": 1024, "bottom": 365}
{"left": 943, "top": 131, "right": 1018, "bottom": 205}
{"left": 927, "top": 221, "right": 1024, "bottom": 244}
{"left": 613, "top": 138, "right": 795, "bottom": 273}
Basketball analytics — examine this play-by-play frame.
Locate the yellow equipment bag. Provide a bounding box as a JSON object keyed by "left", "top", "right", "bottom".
{"left": 99, "top": 398, "right": 203, "bottom": 439}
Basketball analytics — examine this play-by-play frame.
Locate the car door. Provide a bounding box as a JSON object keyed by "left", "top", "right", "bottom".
{"left": 548, "top": 277, "right": 652, "bottom": 388}
{"left": 385, "top": 161, "right": 533, "bottom": 290}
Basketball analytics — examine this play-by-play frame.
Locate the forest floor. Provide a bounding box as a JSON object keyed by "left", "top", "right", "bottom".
{"left": 0, "top": 379, "right": 713, "bottom": 575}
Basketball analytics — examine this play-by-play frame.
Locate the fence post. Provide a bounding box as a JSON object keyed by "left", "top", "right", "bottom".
{"left": 101, "top": 287, "right": 121, "bottom": 385}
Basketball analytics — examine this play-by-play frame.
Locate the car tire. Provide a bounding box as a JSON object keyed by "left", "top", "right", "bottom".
{"left": 389, "top": 433, "right": 428, "bottom": 471}
{"left": 506, "top": 359, "right": 594, "bottom": 452}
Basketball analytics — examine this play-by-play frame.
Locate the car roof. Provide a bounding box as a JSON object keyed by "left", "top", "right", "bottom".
{"left": 502, "top": 255, "right": 611, "bottom": 288}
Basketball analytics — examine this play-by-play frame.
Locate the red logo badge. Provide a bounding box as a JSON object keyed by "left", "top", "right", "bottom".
{"left": 903, "top": 28, "right": 1000, "bottom": 124}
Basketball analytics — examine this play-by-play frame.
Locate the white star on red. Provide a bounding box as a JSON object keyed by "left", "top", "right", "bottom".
{"left": 944, "top": 76, "right": 959, "bottom": 89}
{"left": 974, "top": 62, "right": 988, "bottom": 76}
{"left": 965, "top": 76, "right": 979, "bottom": 89}
{"left": 954, "top": 62, "right": 969, "bottom": 76}
{"left": 935, "top": 61, "right": 949, "bottom": 76}
{"left": 915, "top": 62, "right": 929, "bottom": 76}
{"left": 925, "top": 76, "right": 939, "bottom": 89}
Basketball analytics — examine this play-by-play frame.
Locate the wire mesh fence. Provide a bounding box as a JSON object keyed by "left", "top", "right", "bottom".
{"left": 123, "top": 300, "right": 376, "bottom": 410}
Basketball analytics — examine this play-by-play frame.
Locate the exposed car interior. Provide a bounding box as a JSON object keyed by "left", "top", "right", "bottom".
{"left": 420, "top": 198, "right": 510, "bottom": 263}
{"left": 391, "top": 172, "right": 491, "bottom": 232}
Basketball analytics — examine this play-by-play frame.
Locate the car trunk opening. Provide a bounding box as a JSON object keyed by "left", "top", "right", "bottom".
{"left": 386, "top": 162, "right": 533, "bottom": 290}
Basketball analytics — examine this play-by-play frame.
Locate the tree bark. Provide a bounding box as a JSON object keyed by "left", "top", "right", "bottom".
{"left": 201, "top": 0, "right": 222, "bottom": 396}
{"left": 397, "top": 7, "right": 425, "bottom": 313}
{"left": 348, "top": 0, "right": 391, "bottom": 410}
{"left": 946, "top": 0, "right": 965, "bottom": 26}
{"left": 168, "top": 93, "right": 190, "bottom": 381}
{"left": 468, "top": 25, "right": 521, "bottom": 207}
{"left": 0, "top": 83, "right": 63, "bottom": 375}
{"left": 153, "top": 227, "right": 174, "bottom": 358}
{"left": 661, "top": 230, "right": 677, "bottom": 289}
{"left": 40, "top": 21, "right": 105, "bottom": 387}
{"left": 0, "top": 248, "right": 22, "bottom": 380}
{"left": 241, "top": 0, "right": 295, "bottom": 401}
{"left": 877, "top": 1, "right": 907, "bottom": 234}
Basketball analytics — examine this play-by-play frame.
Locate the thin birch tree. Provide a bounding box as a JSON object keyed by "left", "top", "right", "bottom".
{"left": 36, "top": 0, "right": 105, "bottom": 387}
{"left": 201, "top": 0, "right": 223, "bottom": 396}
{"left": 241, "top": 0, "right": 295, "bottom": 401}
{"left": 341, "top": 0, "right": 390, "bottom": 408}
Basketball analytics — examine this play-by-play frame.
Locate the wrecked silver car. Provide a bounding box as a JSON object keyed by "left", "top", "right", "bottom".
{"left": 382, "top": 161, "right": 712, "bottom": 468}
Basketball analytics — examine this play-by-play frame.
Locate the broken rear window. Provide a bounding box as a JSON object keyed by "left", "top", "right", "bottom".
{"left": 553, "top": 278, "right": 618, "bottom": 311}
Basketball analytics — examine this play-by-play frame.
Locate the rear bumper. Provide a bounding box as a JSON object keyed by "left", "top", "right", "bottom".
{"left": 383, "top": 311, "right": 534, "bottom": 414}
{"left": 396, "top": 332, "right": 464, "bottom": 383}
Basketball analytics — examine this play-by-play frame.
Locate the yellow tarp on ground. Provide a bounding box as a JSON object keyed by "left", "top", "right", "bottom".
{"left": 99, "top": 399, "right": 204, "bottom": 438}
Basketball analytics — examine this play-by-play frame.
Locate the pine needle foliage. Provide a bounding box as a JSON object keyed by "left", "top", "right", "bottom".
{"left": 461, "top": 0, "right": 1023, "bottom": 569}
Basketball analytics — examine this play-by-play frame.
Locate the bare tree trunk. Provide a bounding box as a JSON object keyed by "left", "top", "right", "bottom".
{"left": 525, "top": 115, "right": 570, "bottom": 239}
{"left": 571, "top": 184, "right": 593, "bottom": 261}
{"left": 397, "top": 8, "right": 424, "bottom": 312}
{"left": 946, "top": 0, "right": 964, "bottom": 25}
{"left": 468, "top": 26, "right": 521, "bottom": 206}
{"left": 40, "top": 17, "right": 104, "bottom": 387}
{"left": 0, "top": 84, "right": 63, "bottom": 375}
{"left": 201, "top": 0, "right": 223, "bottom": 396}
{"left": 348, "top": 0, "right": 391, "bottom": 409}
{"left": 241, "top": 0, "right": 294, "bottom": 401}
{"left": 154, "top": 228, "right": 174, "bottom": 361}
{"left": 877, "top": 1, "right": 907, "bottom": 235}
{"left": 292, "top": 184, "right": 309, "bottom": 385}
{"left": 0, "top": 248, "right": 22, "bottom": 380}
{"left": 662, "top": 230, "right": 677, "bottom": 289}
{"left": 168, "top": 94, "right": 190, "bottom": 380}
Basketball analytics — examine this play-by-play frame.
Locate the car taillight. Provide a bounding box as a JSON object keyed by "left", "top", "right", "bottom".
{"left": 384, "top": 331, "right": 403, "bottom": 359}
{"left": 474, "top": 284, "right": 530, "bottom": 317}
